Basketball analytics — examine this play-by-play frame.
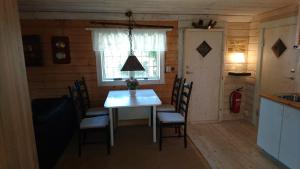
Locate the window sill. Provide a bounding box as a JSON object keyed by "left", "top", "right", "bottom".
{"left": 98, "top": 79, "right": 165, "bottom": 86}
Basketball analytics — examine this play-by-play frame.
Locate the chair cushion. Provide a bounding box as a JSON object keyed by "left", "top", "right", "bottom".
{"left": 86, "top": 107, "right": 109, "bottom": 116}
{"left": 80, "top": 116, "right": 108, "bottom": 129}
{"left": 158, "top": 112, "right": 184, "bottom": 123}
{"left": 157, "top": 104, "right": 176, "bottom": 112}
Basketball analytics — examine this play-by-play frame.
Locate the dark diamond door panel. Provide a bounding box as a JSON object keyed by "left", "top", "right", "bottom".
{"left": 272, "top": 39, "right": 286, "bottom": 57}
{"left": 197, "top": 41, "right": 212, "bottom": 57}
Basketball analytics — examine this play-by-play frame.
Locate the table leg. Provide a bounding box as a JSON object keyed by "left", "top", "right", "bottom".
{"left": 113, "top": 108, "right": 118, "bottom": 130}
{"left": 109, "top": 108, "right": 114, "bottom": 146}
{"left": 116, "top": 108, "right": 119, "bottom": 129}
{"left": 152, "top": 106, "right": 156, "bottom": 143}
{"left": 148, "top": 107, "right": 152, "bottom": 127}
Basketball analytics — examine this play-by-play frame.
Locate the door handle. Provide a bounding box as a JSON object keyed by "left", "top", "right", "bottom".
{"left": 186, "top": 71, "right": 193, "bottom": 74}
{"left": 285, "top": 76, "right": 295, "bottom": 80}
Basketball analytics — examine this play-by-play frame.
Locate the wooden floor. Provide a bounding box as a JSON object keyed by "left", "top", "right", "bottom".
{"left": 188, "top": 120, "right": 283, "bottom": 169}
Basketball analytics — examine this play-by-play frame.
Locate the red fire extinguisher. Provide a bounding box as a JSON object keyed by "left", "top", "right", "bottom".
{"left": 230, "top": 87, "right": 243, "bottom": 113}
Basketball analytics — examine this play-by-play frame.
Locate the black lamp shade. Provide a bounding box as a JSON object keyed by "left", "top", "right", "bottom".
{"left": 121, "top": 54, "right": 145, "bottom": 71}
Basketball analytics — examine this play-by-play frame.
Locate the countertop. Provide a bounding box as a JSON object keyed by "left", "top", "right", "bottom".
{"left": 260, "top": 93, "right": 300, "bottom": 110}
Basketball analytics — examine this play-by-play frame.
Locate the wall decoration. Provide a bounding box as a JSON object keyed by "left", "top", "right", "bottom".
{"left": 227, "top": 39, "right": 248, "bottom": 53}
{"left": 52, "top": 36, "right": 70, "bottom": 64}
{"left": 272, "top": 39, "right": 286, "bottom": 57}
{"left": 192, "top": 19, "right": 217, "bottom": 29}
{"left": 22, "top": 35, "right": 43, "bottom": 66}
{"left": 197, "top": 41, "right": 212, "bottom": 57}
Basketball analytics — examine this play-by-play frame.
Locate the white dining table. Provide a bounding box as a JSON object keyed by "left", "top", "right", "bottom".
{"left": 104, "top": 89, "right": 162, "bottom": 146}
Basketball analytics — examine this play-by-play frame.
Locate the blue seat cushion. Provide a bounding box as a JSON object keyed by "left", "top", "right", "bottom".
{"left": 158, "top": 112, "right": 184, "bottom": 123}
{"left": 80, "top": 116, "right": 108, "bottom": 129}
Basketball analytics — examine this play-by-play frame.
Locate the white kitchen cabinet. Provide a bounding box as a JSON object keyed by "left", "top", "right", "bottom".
{"left": 279, "top": 106, "right": 300, "bottom": 169}
{"left": 257, "top": 98, "right": 284, "bottom": 159}
{"left": 258, "top": 97, "right": 300, "bottom": 169}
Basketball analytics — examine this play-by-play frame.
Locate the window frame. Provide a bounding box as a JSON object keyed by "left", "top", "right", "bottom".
{"left": 96, "top": 51, "right": 165, "bottom": 86}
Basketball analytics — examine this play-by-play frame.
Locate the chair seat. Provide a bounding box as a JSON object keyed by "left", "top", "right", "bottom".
{"left": 80, "top": 116, "right": 108, "bottom": 129}
{"left": 158, "top": 112, "right": 184, "bottom": 123}
{"left": 86, "top": 107, "right": 108, "bottom": 116}
{"left": 157, "top": 104, "right": 176, "bottom": 112}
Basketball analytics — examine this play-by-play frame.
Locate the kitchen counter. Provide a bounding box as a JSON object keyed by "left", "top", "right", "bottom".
{"left": 260, "top": 93, "right": 300, "bottom": 110}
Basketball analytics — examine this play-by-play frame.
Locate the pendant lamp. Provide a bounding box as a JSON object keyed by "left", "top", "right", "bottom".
{"left": 121, "top": 11, "right": 145, "bottom": 72}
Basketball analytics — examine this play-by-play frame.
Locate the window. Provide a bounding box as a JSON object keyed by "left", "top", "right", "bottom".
{"left": 91, "top": 28, "right": 168, "bottom": 86}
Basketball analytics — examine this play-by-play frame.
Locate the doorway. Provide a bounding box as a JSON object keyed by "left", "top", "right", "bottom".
{"left": 252, "top": 17, "right": 300, "bottom": 125}
{"left": 260, "top": 23, "right": 299, "bottom": 94}
{"left": 184, "top": 29, "right": 224, "bottom": 123}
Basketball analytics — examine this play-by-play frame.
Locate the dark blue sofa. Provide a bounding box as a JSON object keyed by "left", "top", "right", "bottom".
{"left": 32, "top": 96, "right": 76, "bottom": 169}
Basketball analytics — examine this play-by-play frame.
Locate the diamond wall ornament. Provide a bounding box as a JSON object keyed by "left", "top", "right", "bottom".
{"left": 272, "top": 39, "right": 287, "bottom": 57}
{"left": 197, "top": 41, "right": 212, "bottom": 57}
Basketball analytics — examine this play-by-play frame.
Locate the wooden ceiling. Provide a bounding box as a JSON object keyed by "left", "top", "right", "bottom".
{"left": 19, "top": 0, "right": 298, "bottom": 16}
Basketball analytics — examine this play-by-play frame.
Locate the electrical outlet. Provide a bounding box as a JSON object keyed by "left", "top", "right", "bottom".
{"left": 165, "top": 66, "right": 172, "bottom": 73}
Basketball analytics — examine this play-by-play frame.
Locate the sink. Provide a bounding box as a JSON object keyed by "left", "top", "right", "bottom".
{"left": 278, "top": 94, "right": 300, "bottom": 102}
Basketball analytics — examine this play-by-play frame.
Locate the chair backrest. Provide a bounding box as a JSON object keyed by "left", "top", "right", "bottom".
{"left": 68, "top": 85, "right": 84, "bottom": 128}
{"left": 178, "top": 80, "right": 193, "bottom": 122}
{"left": 75, "top": 77, "right": 91, "bottom": 108}
{"left": 171, "top": 75, "right": 183, "bottom": 111}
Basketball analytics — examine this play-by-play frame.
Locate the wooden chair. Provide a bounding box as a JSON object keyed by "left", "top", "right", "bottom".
{"left": 157, "top": 81, "right": 193, "bottom": 151}
{"left": 69, "top": 86, "right": 110, "bottom": 156}
{"left": 157, "top": 75, "right": 183, "bottom": 112}
{"left": 75, "top": 77, "right": 108, "bottom": 117}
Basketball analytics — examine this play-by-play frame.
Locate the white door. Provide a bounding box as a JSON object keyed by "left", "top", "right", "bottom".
{"left": 184, "top": 29, "right": 223, "bottom": 122}
{"left": 261, "top": 24, "right": 299, "bottom": 94}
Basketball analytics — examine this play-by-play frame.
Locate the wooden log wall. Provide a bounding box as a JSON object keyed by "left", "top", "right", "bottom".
{"left": 21, "top": 20, "right": 178, "bottom": 106}
{"left": 244, "top": 21, "right": 259, "bottom": 122}
{"left": 223, "top": 22, "right": 258, "bottom": 121}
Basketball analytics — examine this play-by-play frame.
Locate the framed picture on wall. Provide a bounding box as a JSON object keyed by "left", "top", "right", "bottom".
{"left": 52, "top": 36, "right": 71, "bottom": 64}
{"left": 22, "top": 35, "right": 43, "bottom": 67}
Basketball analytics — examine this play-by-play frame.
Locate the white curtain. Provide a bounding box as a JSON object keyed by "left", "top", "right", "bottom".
{"left": 91, "top": 28, "right": 167, "bottom": 52}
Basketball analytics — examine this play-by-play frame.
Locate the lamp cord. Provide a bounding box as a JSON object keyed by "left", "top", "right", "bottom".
{"left": 128, "top": 11, "right": 134, "bottom": 56}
